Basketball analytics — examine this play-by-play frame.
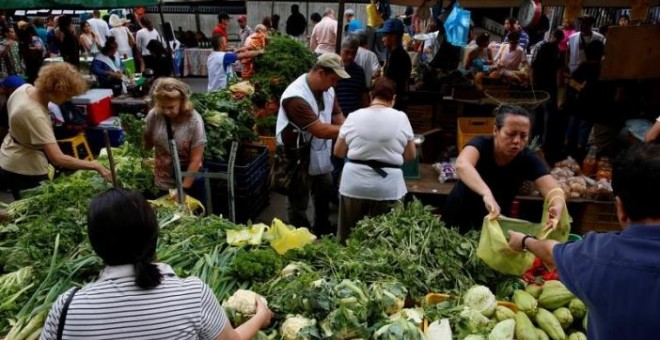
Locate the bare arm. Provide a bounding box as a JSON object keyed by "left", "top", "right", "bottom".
{"left": 79, "top": 36, "right": 91, "bottom": 51}
{"left": 43, "top": 143, "right": 111, "bottom": 180}
{"left": 182, "top": 144, "right": 204, "bottom": 189}
{"left": 403, "top": 140, "right": 416, "bottom": 162}
{"left": 334, "top": 137, "right": 348, "bottom": 158}
{"left": 645, "top": 120, "right": 660, "bottom": 143}
{"left": 454, "top": 146, "right": 500, "bottom": 217}
{"left": 536, "top": 175, "right": 565, "bottom": 229}
{"left": 307, "top": 121, "right": 341, "bottom": 139}
{"left": 236, "top": 50, "right": 263, "bottom": 60}
{"left": 215, "top": 298, "right": 273, "bottom": 340}
{"left": 508, "top": 231, "right": 560, "bottom": 270}
{"left": 465, "top": 49, "right": 477, "bottom": 69}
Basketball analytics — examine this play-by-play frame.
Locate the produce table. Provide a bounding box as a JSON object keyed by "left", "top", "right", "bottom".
{"left": 406, "top": 164, "right": 621, "bottom": 234}
{"left": 43, "top": 56, "right": 136, "bottom": 75}
{"left": 183, "top": 48, "right": 213, "bottom": 77}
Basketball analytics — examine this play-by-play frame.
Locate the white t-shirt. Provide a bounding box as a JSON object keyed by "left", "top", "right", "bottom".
{"left": 87, "top": 18, "right": 111, "bottom": 46}
{"left": 339, "top": 106, "right": 414, "bottom": 200}
{"left": 135, "top": 28, "right": 163, "bottom": 56}
{"left": 207, "top": 51, "right": 238, "bottom": 91}
{"left": 355, "top": 47, "right": 380, "bottom": 88}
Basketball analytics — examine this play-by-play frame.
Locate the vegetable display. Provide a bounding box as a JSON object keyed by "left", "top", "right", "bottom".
{"left": 252, "top": 35, "right": 316, "bottom": 99}
{"left": 0, "top": 122, "right": 589, "bottom": 339}
{"left": 190, "top": 89, "right": 257, "bottom": 161}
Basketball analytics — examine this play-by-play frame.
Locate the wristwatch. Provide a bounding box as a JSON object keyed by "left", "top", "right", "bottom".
{"left": 521, "top": 234, "right": 537, "bottom": 251}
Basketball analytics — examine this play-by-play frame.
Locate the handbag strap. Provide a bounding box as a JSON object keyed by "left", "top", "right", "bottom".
{"left": 57, "top": 287, "right": 80, "bottom": 340}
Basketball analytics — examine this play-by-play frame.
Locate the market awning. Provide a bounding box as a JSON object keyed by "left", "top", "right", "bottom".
{"left": 0, "top": 0, "right": 160, "bottom": 10}
{"left": 390, "top": 0, "right": 660, "bottom": 7}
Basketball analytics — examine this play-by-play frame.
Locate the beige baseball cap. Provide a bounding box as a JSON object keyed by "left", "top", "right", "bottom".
{"left": 316, "top": 53, "right": 350, "bottom": 79}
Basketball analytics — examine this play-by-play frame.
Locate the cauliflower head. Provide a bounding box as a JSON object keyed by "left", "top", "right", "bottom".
{"left": 281, "top": 314, "right": 317, "bottom": 340}
{"left": 222, "top": 289, "right": 268, "bottom": 315}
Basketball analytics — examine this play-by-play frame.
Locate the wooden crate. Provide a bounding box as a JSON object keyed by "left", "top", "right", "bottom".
{"left": 457, "top": 117, "right": 495, "bottom": 151}
{"left": 578, "top": 201, "right": 621, "bottom": 233}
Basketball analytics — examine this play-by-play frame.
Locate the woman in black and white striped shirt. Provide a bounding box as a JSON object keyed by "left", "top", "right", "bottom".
{"left": 40, "top": 188, "right": 272, "bottom": 340}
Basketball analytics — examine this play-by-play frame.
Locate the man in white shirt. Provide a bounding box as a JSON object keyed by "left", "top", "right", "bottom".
{"left": 354, "top": 31, "right": 380, "bottom": 88}
{"left": 207, "top": 35, "right": 263, "bottom": 91}
{"left": 88, "top": 10, "right": 111, "bottom": 47}
{"left": 310, "top": 8, "right": 338, "bottom": 55}
{"left": 566, "top": 16, "right": 604, "bottom": 73}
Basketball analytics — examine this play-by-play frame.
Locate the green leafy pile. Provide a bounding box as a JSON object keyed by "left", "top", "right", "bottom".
{"left": 230, "top": 248, "right": 283, "bottom": 283}
{"left": 285, "top": 201, "right": 516, "bottom": 299}
{"left": 191, "top": 90, "right": 257, "bottom": 162}
{"left": 0, "top": 128, "right": 245, "bottom": 337}
{"left": 252, "top": 35, "right": 316, "bottom": 98}
{"left": 118, "top": 113, "right": 150, "bottom": 158}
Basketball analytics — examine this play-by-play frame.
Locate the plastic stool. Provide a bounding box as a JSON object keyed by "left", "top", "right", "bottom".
{"left": 57, "top": 133, "right": 94, "bottom": 161}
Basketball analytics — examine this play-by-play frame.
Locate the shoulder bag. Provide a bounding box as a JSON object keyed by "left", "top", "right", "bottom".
{"left": 271, "top": 122, "right": 310, "bottom": 196}
{"left": 56, "top": 287, "right": 80, "bottom": 340}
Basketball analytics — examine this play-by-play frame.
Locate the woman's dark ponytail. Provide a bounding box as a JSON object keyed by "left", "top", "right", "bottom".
{"left": 88, "top": 188, "right": 162, "bottom": 290}
{"left": 134, "top": 259, "right": 162, "bottom": 289}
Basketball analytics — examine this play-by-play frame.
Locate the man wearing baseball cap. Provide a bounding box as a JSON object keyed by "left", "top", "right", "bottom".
{"left": 378, "top": 18, "right": 411, "bottom": 110}
{"left": 237, "top": 15, "right": 254, "bottom": 47}
{"left": 275, "top": 53, "right": 348, "bottom": 236}
{"left": 0, "top": 75, "right": 26, "bottom": 142}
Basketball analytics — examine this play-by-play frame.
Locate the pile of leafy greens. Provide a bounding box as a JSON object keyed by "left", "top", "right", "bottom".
{"left": 190, "top": 90, "right": 257, "bottom": 162}
{"left": 252, "top": 35, "right": 316, "bottom": 99}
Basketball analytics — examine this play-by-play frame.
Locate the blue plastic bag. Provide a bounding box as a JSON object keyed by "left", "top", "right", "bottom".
{"left": 444, "top": 2, "right": 471, "bottom": 46}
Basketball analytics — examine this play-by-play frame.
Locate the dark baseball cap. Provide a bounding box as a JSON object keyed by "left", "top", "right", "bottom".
{"left": 377, "top": 18, "right": 405, "bottom": 34}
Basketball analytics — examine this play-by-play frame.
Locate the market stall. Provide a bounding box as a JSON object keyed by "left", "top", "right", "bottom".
{"left": 406, "top": 163, "right": 620, "bottom": 234}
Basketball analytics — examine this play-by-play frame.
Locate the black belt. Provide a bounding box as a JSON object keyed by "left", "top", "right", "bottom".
{"left": 346, "top": 158, "right": 400, "bottom": 178}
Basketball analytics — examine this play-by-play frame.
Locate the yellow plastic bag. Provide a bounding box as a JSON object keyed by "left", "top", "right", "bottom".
{"left": 366, "top": 3, "right": 384, "bottom": 28}
{"left": 148, "top": 190, "right": 206, "bottom": 215}
{"left": 227, "top": 223, "right": 268, "bottom": 246}
{"left": 267, "top": 218, "right": 316, "bottom": 255}
{"left": 477, "top": 194, "right": 571, "bottom": 275}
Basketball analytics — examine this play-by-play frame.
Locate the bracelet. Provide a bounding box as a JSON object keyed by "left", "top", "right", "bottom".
{"left": 521, "top": 234, "right": 537, "bottom": 251}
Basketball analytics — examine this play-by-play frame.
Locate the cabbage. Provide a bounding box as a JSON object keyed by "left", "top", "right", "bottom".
{"left": 389, "top": 308, "right": 425, "bottom": 326}
{"left": 463, "top": 285, "right": 497, "bottom": 317}
{"left": 488, "top": 319, "right": 515, "bottom": 340}
{"left": 369, "top": 281, "right": 407, "bottom": 315}
{"left": 333, "top": 279, "right": 369, "bottom": 320}
{"left": 320, "top": 306, "right": 369, "bottom": 339}
{"left": 373, "top": 318, "right": 426, "bottom": 340}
